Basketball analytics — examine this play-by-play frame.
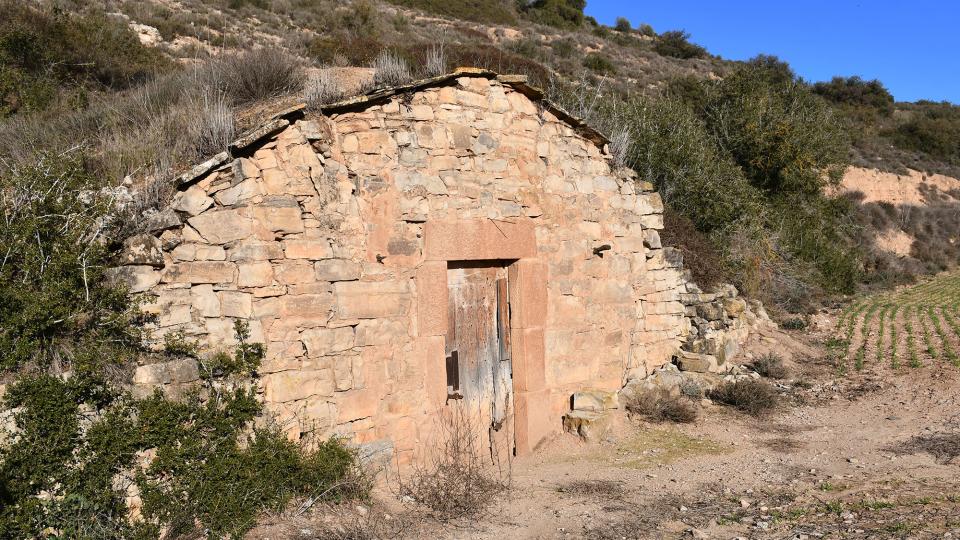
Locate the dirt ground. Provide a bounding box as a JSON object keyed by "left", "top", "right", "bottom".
{"left": 251, "top": 321, "right": 960, "bottom": 540}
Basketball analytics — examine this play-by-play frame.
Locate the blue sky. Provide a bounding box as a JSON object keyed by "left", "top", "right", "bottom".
{"left": 584, "top": 1, "right": 959, "bottom": 104}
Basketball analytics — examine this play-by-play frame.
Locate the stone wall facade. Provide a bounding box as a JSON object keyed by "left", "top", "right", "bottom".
{"left": 111, "top": 72, "right": 693, "bottom": 462}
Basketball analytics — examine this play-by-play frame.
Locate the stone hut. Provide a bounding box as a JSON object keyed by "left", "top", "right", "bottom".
{"left": 112, "top": 68, "right": 697, "bottom": 462}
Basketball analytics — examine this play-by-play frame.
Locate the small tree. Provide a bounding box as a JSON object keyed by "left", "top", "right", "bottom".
{"left": 654, "top": 30, "right": 707, "bottom": 59}
{"left": 615, "top": 16, "right": 631, "bottom": 32}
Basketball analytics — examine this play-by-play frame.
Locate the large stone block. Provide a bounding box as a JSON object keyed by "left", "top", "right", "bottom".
{"left": 172, "top": 186, "right": 214, "bottom": 216}
{"left": 162, "top": 262, "right": 236, "bottom": 284}
{"left": 284, "top": 239, "right": 333, "bottom": 260}
{"left": 263, "top": 369, "right": 335, "bottom": 403}
{"left": 562, "top": 410, "right": 611, "bottom": 442}
{"left": 280, "top": 293, "right": 334, "bottom": 318}
{"left": 237, "top": 261, "right": 274, "bottom": 287}
{"left": 187, "top": 209, "right": 252, "bottom": 244}
{"left": 315, "top": 259, "right": 361, "bottom": 281}
{"left": 515, "top": 389, "right": 555, "bottom": 455}
{"left": 509, "top": 259, "right": 547, "bottom": 329}
{"left": 105, "top": 265, "right": 161, "bottom": 293}
{"left": 228, "top": 240, "right": 284, "bottom": 261}
{"left": 415, "top": 261, "right": 447, "bottom": 337}
{"left": 118, "top": 234, "right": 164, "bottom": 267}
{"left": 571, "top": 389, "right": 619, "bottom": 412}
{"left": 511, "top": 327, "right": 545, "bottom": 392}
{"left": 219, "top": 291, "right": 252, "bottom": 318}
{"left": 253, "top": 205, "right": 304, "bottom": 234}
{"left": 334, "top": 281, "right": 410, "bottom": 319}
{"left": 423, "top": 219, "right": 536, "bottom": 261}
{"left": 301, "top": 327, "right": 355, "bottom": 356}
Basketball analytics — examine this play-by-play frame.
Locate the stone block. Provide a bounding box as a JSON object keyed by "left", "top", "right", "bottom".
{"left": 284, "top": 239, "right": 333, "bottom": 260}
{"left": 280, "top": 293, "right": 334, "bottom": 318}
{"left": 172, "top": 186, "right": 214, "bottom": 216}
{"left": 191, "top": 284, "right": 221, "bottom": 317}
{"left": 423, "top": 219, "right": 536, "bottom": 261}
{"left": 571, "top": 389, "right": 619, "bottom": 412}
{"left": 562, "top": 410, "right": 611, "bottom": 442}
{"left": 333, "top": 356, "right": 355, "bottom": 391}
{"left": 263, "top": 370, "right": 335, "bottom": 403}
{"left": 133, "top": 359, "right": 199, "bottom": 386}
{"left": 509, "top": 259, "right": 547, "bottom": 329}
{"left": 336, "top": 389, "right": 380, "bottom": 422}
{"left": 511, "top": 327, "right": 545, "bottom": 392}
{"left": 105, "top": 265, "right": 161, "bottom": 293}
{"left": 219, "top": 291, "right": 252, "bottom": 318}
{"left": 274, "top": 260, "right": 315, "bottom": 285}
{"left": 187, "top": 209, "right": 252, "bottom": 244}
{"left": 354, "top": 319, "right": 409, "bottom": 346}
{"left": 301, "top": 327, "right": 355, "bottom": 356}
{"left": 334, "top": 281, "right": 410, "bottom": 319}
{"left": 215, "top": 178, "right": 260, "bottom": 206}
{"left": 676, "top": 351, "right": 719, "bottom": 373}
{"left": 118, "top": 234, "right": 164, "bottom": 267}
{"left": 238, "top": 261, "right": 274, "bottom": 287}
{"left": 228, "top": 240, "right": 284, "bottom": 261}
{"left": 515, "top": 389, "right": 554, "bottom": 455}
{"left": 254, "top": 205, "right": 304, "bottom": 234}
{"left": 315, "top": 259, "right": 361, "bottom": 281}
{"left": 643, "top": 229, "right": 661, "bottom": 250}
{"left": 162, "top": 262, "right": 236, "bottom": 284}
{"left": 415, "top": 261, "right": 447, "bottom": 337}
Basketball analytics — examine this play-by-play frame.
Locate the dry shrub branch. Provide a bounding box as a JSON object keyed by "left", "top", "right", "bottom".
{"left": 398, "top": 405, "right": 509, "bottom": 522}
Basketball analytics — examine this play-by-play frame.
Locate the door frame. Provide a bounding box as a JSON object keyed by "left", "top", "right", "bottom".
{"left": 417, "top": 219, "right": 551, "bottom": 455}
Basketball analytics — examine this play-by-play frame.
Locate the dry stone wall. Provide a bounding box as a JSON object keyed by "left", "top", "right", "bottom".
{"left": 111, "top": 73, "right": 697, "bottom": 460}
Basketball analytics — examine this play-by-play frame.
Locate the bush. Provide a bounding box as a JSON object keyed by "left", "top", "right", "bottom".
{"left": 400, "top": 407, "right": 507, "bottom": 521}
{"left": 813, "top": 76, "right": 894, "bottom": 116}
{"left": 0, "top": 2, "right": 170, "bottom": 116}
{"left": 0, "top": 322, "right": 366, "bottom": 538}
{"left": 371, "top": 49, "right": 412, "bottom": 87}
{"left": 638, "top": 23, "right": 656, "bottom": 37}
{"left": 625, "top": 393, "right": 698, "bottom": 423}
{"left": 654, "top": 30, "right": 706, "bottom": 59}
{"left": 521, "top": 0, "right": 586, "bottom": 29}
{"left": 383, "top": 0, "right": 517, "bottom": 24}
{"left": 614, "top": 17, "right": 631, "bottom": 32}
{"left": 0, "top": 152, "right": 140, "bottom": 372}
{"left": 582, "top": 53, "right": 616, "bottom": 75}
{"left": 890, "top": 102, "right": 960, "bottom": 164}
{"left": 210, "top": 48, "right": 305, "bottom": 104}
{"left": 710, "top": 379, "right": 779, "bottom": 416}
{"left": 660, "top": 208, "right": 729, "bottom": 289}
{"left": 751, "top": 353, "right": 789, "bottom": 379}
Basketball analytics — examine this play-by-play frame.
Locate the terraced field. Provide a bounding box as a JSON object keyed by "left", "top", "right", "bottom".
{"left": 835, "top": 271, "right": 960, "bottom": 373}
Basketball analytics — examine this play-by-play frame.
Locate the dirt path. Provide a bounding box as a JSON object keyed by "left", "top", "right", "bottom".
{"left": 251, "top": 325, "right": 960, "bottom": 539}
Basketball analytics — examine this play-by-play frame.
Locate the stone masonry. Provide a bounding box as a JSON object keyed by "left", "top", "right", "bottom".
{"left": 110, "top": 69, "right": 699, "bottom": 463}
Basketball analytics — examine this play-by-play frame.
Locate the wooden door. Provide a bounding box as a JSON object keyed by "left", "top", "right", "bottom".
{"left": 445, "top": 262, "right": 514, "bottom": 462}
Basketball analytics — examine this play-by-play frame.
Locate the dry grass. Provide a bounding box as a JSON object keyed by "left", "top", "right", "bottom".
{"left": 423, "top": 44, "right": 447, "bottom": 77}
{"left": 890, "top": 433, "right": 960, "bottom": 464}
{"left": 371, "top": 50, "right": 412, "bottom": 87}
{"left": 556, "top": 479, "right": 627, "bottom": 500}
{"left": 304, "top": 71, "right": 346, "bottom": 109}
{"left": 752, "top": 353, "right": 789, "bottom": 379}
{"left": 710, "top": 379, "right": 779, "bottom": 416}
{"left": 397, "top": 407, "right": 509, "bottom": 522}
{"left": 625, "top": 393, "right": 698, "bottom": 424}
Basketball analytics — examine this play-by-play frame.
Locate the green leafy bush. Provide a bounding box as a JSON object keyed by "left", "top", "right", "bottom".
{"left": 521, "top": 0, "right": 586, "bottom": 29}
{"left": 384, "top": 0, "right": 517, "bottom": 24}
{"left": 0, "top": 152, "right": 140, "bottom": 372}
{"left": 813, "top": 76, "right": 894, "bottom": 116}
{"left": 614, "top": 17, "right": 631, "bottom": 32}
{"left": 890, "top": 101, "right": 960, "bottom": 164}
{"left": 653, "top": 30, "right": 707, "bottom": 59}
{"left": 582, "top": 53, "right": 616, "bottom": 75}
{"left": 0, "top": 322, "right": 365, "bottom": 539}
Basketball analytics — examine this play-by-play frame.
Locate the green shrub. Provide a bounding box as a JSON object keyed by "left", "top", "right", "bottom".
{"left": 521, "top": 0, "right": 586, "bottom": 29}
{"left": 0, "top": 152, "right": 140, "bottom": 372}
{"left": 614, "top": 17, "right": 631, "bottom": 32}
{"left": 582, "top": 53, "right": 616, "bottom": 74}
{"left": 653, "top": 30, "right": 706, "bottom": 59}
{"left": 813, "top": 76, "right": 894, "bottom": 116}
{"left": 890, "top": 101, "right": 960, "bottom": 164}
{"left": 638, "top": 23, "right": 656, "bottom": 37}
{"left": 0, "top": 322, "right": 364, "bottom": 538}
{"left": 0, "top": 1, "right": 170, "bottom": 116}
{"left": 383, "top": 0, "right": 517, "bottom": 24}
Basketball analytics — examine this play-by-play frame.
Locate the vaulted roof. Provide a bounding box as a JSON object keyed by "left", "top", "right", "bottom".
{"left": 176, "top": 67, "right": 611, "bottom": 188}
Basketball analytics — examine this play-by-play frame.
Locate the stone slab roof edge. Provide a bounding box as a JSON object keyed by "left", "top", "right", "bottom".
{"left": 176, "top": 67, "right": 610, "bottom": 188}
